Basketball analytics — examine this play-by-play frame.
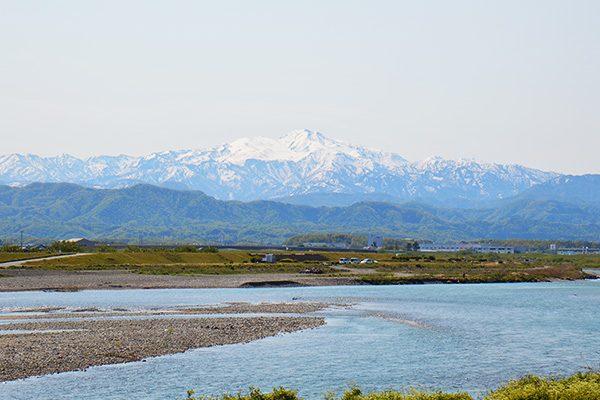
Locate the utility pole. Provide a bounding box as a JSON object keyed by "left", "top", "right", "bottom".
{"left": 20, "top": 230, "right": 24, "bottom": 249}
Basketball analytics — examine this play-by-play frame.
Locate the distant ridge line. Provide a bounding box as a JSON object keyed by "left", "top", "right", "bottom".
{"left": 0, "top": 129, "right": 559, "bottom": 208}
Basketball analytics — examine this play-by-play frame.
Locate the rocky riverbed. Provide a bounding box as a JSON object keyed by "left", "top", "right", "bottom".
{"left": 0, "top": 303, "right": 328, "bottom": 382}
{"left": 0, "top": 269, "right": 357, "bottom": 291}
{"left": 0, "top": 302, "right": 332, "bottom": 320}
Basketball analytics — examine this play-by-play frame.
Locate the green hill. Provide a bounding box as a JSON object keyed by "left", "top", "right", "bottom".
{"left": 1, "top": 183, "right": 600, "bottom": 243}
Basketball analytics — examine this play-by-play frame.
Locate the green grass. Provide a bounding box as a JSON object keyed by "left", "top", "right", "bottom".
{"left": 21, "top": 250, "right": 336, "bottom": 275}
{"left": 0, "top": 252, "right": 55, "bottom": 263}
{"left": 333, "top": 387, "right": 471, "bottom": 400}
{"left": 16, "top": 250, "right": 599, "bottom": 281}
{"left": 122, "top": 263, "right": 336, "bottom": 276}
{"left": 23, "top": 251, "right": 252, "bottom": 267}
{"left": 351, "top": 252, "right": 596, "bottom": 283}
{"left": 181, "top": 371, "right": 600, "bottom": 400}
{"left": 485, "top": 371, "right": 600, "bottom": 400}
{"left": 350, "top": 265, "right": 590, "bottom": 284}
{"left": 185, "top": 387, "right": 469, "bottom": 400}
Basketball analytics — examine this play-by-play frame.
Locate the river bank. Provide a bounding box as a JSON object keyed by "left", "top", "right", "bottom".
{"left": 1, "top": 267, "right": 596, "bottom": 292}
{"left": 0, "top": 302, "right": 327, "bottom": 382}
{"left": 0, "top": 268, "right": 357, "bottom": 292}
{"left": 1, "top": 250, "right": 597, "bottom": 292}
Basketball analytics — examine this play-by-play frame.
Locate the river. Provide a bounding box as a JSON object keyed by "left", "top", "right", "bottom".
{"left": 1, "top": 281, "right": 599, "bottom": 399}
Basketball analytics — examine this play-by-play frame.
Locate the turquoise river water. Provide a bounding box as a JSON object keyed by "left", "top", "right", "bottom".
{"left": 1, "top": 281, "right": 599, "bottom": 399}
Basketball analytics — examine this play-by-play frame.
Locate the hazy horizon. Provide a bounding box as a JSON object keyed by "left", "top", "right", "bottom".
{"left": 1, "top": 1, "right": 599, "bottom": 174}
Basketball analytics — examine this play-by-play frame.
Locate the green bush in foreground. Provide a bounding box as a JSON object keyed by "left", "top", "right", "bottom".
{"left": 182, "top": 372, "right": 600, "bottom": 400}
{"left": 335, "top": 387, "right": 471, "bottom": 400}
{"left": 185, "top": 387, "right": 300, "bottom": 400}
{"left": 485, "top": 372, "right": 600, "bottom": 400}
{"left": 183, "top": 387, "right": 468, "bottom": 400}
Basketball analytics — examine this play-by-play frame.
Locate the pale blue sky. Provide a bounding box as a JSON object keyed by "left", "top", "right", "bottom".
{"left": 0, "top": 1, "right": 598, "bottom": 174}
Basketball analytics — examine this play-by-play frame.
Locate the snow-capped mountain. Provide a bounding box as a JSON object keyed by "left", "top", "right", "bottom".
{"left": 0, "top": 129, "right": 559, "bottom": 206}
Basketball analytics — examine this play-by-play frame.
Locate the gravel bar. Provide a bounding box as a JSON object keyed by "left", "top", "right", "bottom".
{"left": 0, "top": 302, "right": 332, "bottom": 320}
{"left": 0, "top": 269, "right": 357, "bottom": 292}
{"left": 0, "top": 315, "right": 325, "bottom": 382}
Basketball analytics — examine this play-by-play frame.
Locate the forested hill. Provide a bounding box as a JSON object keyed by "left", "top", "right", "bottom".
{"left": 1, "top": 182, "right": 599, "bottom": 243}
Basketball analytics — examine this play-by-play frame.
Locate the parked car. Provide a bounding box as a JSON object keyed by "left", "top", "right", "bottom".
{"left": 339, "top": 258, "right": 350, "bottom": 264}
{"left": 360, "top": 258, "right": 378, "bottom": 264}
{"left": 350, "top": 258, "right": 360, "bottom": 264}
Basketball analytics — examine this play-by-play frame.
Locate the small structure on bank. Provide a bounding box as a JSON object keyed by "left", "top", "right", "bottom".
{"left": 261, "top": 254, "right": 276, "bottom": 263}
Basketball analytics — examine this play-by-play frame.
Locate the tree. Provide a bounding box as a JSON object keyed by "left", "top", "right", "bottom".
{"left": 405, "top": 241, "right": 420, "bottom": 252}
{"left": 48, "top": 241, "right": 82, "bottom": 253}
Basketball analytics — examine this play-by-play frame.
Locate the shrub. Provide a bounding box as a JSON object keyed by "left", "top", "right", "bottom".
{"left": 339, "top": 387, "right": 471, "bottom": 400}
{"left": 485, "top": 371, "right": 600, "bottom": 400}
{"left": 48, "top": 241, "right": 82, "bottom": 253}
{"left": 185, "top": 387, "right": 301, "bottom": 400}
{"left": 96, "top": 245, "right": 117, "bottom": 253}
{"left": 175, "top": 245, "right": 198, "bottom": 253}
{"left": 180, "top": 372, "right": 600, "bottom": 400}
{"left": 182, "top": 387, "right": 470, "bottom": 400}
{"left": 0, "top": 245, "right": 25, "bottom": 252}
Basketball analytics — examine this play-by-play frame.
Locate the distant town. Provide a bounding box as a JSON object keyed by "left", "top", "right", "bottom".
{"left": 4, "top": 235, "right": 600, "bottom": 256}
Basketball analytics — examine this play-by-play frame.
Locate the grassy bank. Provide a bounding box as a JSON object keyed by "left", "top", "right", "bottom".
{"left": 0, "top": 252, "right": 55, "bottom": 263}
{"left": 22, "top": 250, "right": 251, "bottom": 266}
{"left": 182, "top": 371, "right": 600, "bottom": 400}
{"left": 18, "top": 251, "right": 337, "bottom": 275}
{"left": 15, "top": 249, "right": 599, "bottom": 282}
{"left": 350, "top": 264, "right": 590, "bottom": 284}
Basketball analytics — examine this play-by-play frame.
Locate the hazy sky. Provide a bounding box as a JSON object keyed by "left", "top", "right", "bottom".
{"left": 1, "top": 1, "right": 598, "bottom": 174}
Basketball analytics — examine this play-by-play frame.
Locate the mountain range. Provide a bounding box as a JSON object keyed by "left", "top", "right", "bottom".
{"left": 0, "top": 130, "right": 560, "bottom": 208}
{"left": 1, "top": 178, "right": 599, "bottom": 243}
{"left": 3, "top": 130, "right": 598, "bottom": 243}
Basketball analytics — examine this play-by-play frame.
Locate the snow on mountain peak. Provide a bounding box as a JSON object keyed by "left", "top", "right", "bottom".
{"left": 283, "top": 129, "right": 353, "bottom": 156}
{"left": 280, "top": 129, "right": 331, "bottom": 150}
{"left": 0, "top": 129, "right": 559, "bottom": 205}
{"left": 214, "top": 136, "right": 289, "bottom": 165}
{"left": 281, "top": 128, "right": 326, "bottom": 142}
{"left": 213, "top": 129, "right": 389, "bottom": 166}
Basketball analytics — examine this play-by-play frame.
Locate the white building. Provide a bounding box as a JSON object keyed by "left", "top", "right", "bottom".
{"left": 419, "top": 242, "right": 514, "bottom": 254}
{"left": 556, "top": 247, "right": 600, "bottom": 255}
{"left": 470, "top": 244, "right": 514, "bottom": 254}
{"left": 302, "top": 242, "right": 348, "bottom": 248}
{"left": 419, "top": 242, "right": 467, "bottom": 252}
